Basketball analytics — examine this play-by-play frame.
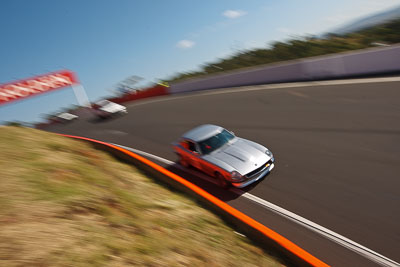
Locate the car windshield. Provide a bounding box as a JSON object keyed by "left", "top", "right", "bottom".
{"left": 198, "top": 129, "right": 235, "bottom": 154}
{"left": 97, "top": 100, "right": 111, "bottom": 107}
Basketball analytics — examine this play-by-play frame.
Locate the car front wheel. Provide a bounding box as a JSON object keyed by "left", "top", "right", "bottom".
{"left": 215, "top": 172, "right": 230, "bottom": 189}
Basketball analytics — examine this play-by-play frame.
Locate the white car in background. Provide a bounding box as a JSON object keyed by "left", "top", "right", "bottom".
{"left": 92, "top": 100, "right": 127, "bottom": 119}
{"left": 52, "top": 112, "right": 79, "bottom": 123}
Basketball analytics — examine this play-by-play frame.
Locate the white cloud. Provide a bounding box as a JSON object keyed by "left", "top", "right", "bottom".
{"left": 222, "top": 10, "right": 247, "bottom": 19}
{"left": 176, "top": 40, "right": 195, "bottom": 49}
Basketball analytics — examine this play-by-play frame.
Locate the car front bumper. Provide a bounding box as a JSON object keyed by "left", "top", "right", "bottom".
{"left": 231, "top": 160, "right": 275, "bottom": 188}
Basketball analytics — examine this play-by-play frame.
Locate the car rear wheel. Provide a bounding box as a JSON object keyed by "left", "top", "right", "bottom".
{"left": 215, "top": 172, "right": 230, "bottom": 189}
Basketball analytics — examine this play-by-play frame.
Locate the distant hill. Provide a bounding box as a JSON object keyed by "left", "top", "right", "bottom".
{"left": 331, "top": 5, "right": 400, "bottom": 35}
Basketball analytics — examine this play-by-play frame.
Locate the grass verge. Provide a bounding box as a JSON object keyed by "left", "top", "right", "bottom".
{"left": 0, "top": 126, "right": 284, "bottom": 266}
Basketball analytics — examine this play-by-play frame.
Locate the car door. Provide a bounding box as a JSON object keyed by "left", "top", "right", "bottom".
{"left": 184, "top": 140, "right": 202, "bottom": 169}
{"left": 193, "top": 143, "right": 218, "bottom": 176}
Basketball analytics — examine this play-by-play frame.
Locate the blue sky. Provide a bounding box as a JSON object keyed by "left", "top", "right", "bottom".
{"left": 1, "top": 0, "right": 400, "bottom": 124}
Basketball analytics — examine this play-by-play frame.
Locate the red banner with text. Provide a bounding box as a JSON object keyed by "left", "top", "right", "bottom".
{"left": 0, "top": 70, "right": 79, "bottom": 106}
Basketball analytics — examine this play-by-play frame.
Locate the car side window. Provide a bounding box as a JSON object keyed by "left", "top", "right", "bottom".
{"left": 181, "top": 140, "right": 189, "bottom": 150}
{"left": 187, "top": 141, "right": 197, "bottom": 153}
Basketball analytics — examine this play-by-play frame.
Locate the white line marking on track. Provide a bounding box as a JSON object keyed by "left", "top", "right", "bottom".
{"left": 114, "top": 143, "right": 400, "bottom": 267}
{"left": 104, "top": 130, "right": 128, "bottom": 135}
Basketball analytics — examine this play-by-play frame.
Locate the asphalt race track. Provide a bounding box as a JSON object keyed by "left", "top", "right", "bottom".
{"left": 46, "top": 78, "right": 400, "bottom": 266}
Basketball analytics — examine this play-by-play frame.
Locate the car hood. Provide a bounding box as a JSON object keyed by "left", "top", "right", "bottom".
{"left": 203, "top": 138, "right": 270, "bottom": 176}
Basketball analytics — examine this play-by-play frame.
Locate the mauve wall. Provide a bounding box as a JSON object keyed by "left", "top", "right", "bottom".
{"left": 169, "top": 45, "right": 400, "bottom": 94}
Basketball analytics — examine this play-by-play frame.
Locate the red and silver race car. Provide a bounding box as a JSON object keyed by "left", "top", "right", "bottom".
{"left": 173, "top": 124, "right": 275, "bottom": 188}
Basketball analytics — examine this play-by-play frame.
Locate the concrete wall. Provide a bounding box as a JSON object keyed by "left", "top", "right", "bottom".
{"left": 169, "top": 45, "right": 400, "bottom": 94}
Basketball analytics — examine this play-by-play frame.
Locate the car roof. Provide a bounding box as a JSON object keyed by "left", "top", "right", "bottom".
{"left": 182, "top": 124, "right": 224, "bottom": 142}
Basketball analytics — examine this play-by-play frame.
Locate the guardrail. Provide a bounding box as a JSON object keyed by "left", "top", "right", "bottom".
{"left": 59, "top": 133, "right": 329, "bottom": 267}
{"left": 169, "top": 45, "right": 400, "bottom": 94}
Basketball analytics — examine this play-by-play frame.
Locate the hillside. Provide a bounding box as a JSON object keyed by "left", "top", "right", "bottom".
{"left": 0, "top": 126, "right": 284, "bottom": 266}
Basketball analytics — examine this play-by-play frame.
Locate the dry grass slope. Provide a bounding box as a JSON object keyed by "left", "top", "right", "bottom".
{"left": 0, "top": 126, "right": 284, "bottom": 267}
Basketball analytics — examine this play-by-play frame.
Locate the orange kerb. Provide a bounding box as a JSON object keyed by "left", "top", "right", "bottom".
{"left": 59, "top": 133, "right": 330, "bottom": 267}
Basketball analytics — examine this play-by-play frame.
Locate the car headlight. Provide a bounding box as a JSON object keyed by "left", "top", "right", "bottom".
{"left": 265, "top": 149, "right": 273, "bottom": 157}
{"left": 230, "top": 171, "right": 243, "bottom": 182}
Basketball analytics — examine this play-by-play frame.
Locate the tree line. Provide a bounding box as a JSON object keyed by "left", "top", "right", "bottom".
{"left": 166, "top": 18, "right": 400, "bottom": 83}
